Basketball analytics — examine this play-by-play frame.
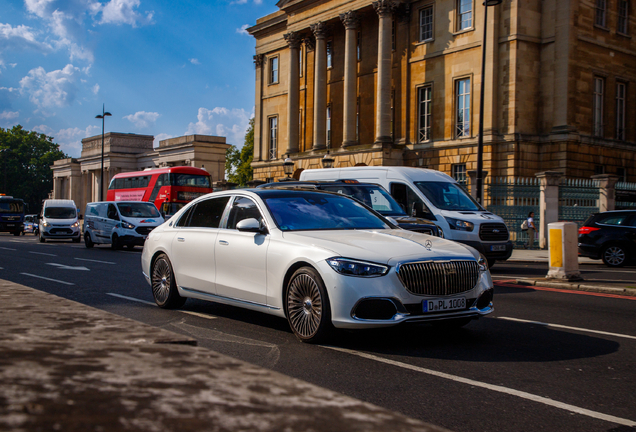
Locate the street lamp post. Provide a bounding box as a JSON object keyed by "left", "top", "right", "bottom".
{"left": 95, "top": 105, "right": 111, "bottom": 201}
{"left": 476, "top": 0, "right": 502, "bottom": 205}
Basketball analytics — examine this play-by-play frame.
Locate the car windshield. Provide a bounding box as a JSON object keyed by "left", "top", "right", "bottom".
{"left": 415, "top": 181, "right": 483, "bottom": 211}
{"left": 0, "top": 201, "right": 24, "bottom": 213}
{"left": 319, "top": 185, "right": 407, "bottom": 216}
{"left": 44, "top": 207, "right": 76, "bottom": 219}
{"left": 117, "top": 203, "right": 161, "bottom": 218}
{"left": 264, "top": 193, "right": 391, "bottom": 231}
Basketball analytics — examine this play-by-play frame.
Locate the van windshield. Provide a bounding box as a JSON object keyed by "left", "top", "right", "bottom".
{"left": 44, "top": 207, "right": 76, "bottom": 219}
{"left": 318, "top": 185, "right": 407, "bottom": 216}
{"left": 415, "top": 181, "right": 483, "bottom": 211}
{"left": 117, "top": 203, "right": 161, "bottom": 218}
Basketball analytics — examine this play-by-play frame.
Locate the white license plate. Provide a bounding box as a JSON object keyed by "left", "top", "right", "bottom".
{"left": 423, "top": 297, "right": 466, "bottom": 313}
{"left": 490, "top": 245, "right": 506, "bottom": 251}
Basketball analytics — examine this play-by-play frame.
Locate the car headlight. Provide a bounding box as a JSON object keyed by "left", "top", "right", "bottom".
{"left": 71, "top": 221, "right": 79, "bottom": 228}
{"left": 327, "top": 257, "right": 389, "bottom": 277}
{"left": 437, "top": 227, "right": 444, "bottom": 238}
{"left": 478, "top": 253, "right": 488, "bottom": 272}
{"left": 42, "top": 221, "right": 50, "bottom": 227}
{"left": 445, "top": 217, "right": 474, "bottom": 231}
{"left": 120, "top": 222, "right": 135, "bottom": 230}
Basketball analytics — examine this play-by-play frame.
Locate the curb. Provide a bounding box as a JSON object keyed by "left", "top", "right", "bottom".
{"left": 513, "top": 278, "right": 636, "bottom": 297}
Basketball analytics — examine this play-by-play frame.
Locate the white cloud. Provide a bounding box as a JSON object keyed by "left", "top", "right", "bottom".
{"left": 236, "top": 24, "right": 250, "bottom": 35}
{"left": 186, "top": 107, "right": 251, "bottom": 147}
{"left": 19, "top": 64, "right": 82, "bottom": 109}
{"left": 97, "top": 0, "right": 154, "bottom": 26}
{"left": 0, "top": 110, "right": 20, "bottom": 127}
{"left": 92, "top": 83, "right": 100, "bottom": 94}
{"left": 189, "top": 58, "right": 200, "bottom": 65}
{"left": 231, "top": 0, "right": 262, "bottom": 4}
{"left": 153, "top": 132, "right": 172, "bottom": 148}
{"left": 36, "top": 124, "right": 100, "bottom": 157}
{"left": 0, "top": 23, "right": 52, "bottom": 52}
{"left": 124, "top": 111, "right": 160, "bottom": 128}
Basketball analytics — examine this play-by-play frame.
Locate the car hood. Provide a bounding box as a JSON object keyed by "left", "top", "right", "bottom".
{"left": 45, "top": 218, "right": 77, "bottom": 225}
{"left": 281, "top": 229, "right": 476, "bottom": 265}
{"left": 440, "top": 210, "right": 504, "bottom": 223}
{"left": 125, "top": 217, "right": 164, "bottom": 226}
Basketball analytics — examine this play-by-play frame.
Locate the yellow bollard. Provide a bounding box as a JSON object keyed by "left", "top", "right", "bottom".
{"left": 546, "top": 222, "right": 583, "bottom": 281}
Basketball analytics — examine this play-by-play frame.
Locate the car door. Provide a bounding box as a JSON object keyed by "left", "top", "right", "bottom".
{"left": 105, "top": 203, "right": 120, "bottom": 242}
{"left": 170, "top": 196, "right": 231, "bottom": 294}
{"left": 215, "top": 196, "right": 270, "bottom": 305}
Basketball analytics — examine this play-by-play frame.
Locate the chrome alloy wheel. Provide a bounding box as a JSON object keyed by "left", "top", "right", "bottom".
{"left": 603, "top": 246, "right": 626, "bottom": 267}
{"left": 287, "top": 273, "right": 323, "bottom": 339}
{"left": 152, "top": 257, "right": 172, "bottom": 305}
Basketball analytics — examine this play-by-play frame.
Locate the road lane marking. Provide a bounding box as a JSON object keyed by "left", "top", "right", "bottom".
{"left": 106, "top": 293, "right": 216, "bottom": 319}
{"left": 498, "top": 316, "right": 636, "bottom": 340}
{"left": 75, "top": 258, "right": 116, "bottom": 265}
{"left": 46, "top": 263, "right": 90, "bottom": 271}
{"left": 0, "top": 247, "right": 17, "bottom": 251}
{"left": 323, "top": 345, "right": 636, "bottom": 427}
{"left": 20, "top": 273, "right": 74, "bottom": 286}
{"left": 29, "top": 251, "right": 57, "bottom": 257}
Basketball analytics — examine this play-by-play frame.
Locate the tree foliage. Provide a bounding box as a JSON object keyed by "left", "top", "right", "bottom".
{"left": 225, "top": 117, "right": 254, "bottom": 186}
{"left": 0, "top": 125, "right": 67, "bottom": 214}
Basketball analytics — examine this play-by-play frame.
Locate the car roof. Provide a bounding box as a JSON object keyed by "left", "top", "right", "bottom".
{"left": 258, "top": 180, "right": 383, "bottom": 189}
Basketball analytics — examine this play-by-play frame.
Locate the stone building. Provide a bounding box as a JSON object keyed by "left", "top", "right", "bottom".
{"left": 51, "top": 133, "right": 230, "bottom": 212}
{"left": 248, "top": 0, "right": 636, "bottom": 184}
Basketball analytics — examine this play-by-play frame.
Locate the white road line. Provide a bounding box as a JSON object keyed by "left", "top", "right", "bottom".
{"left": 20, "top": 273, "right": 74, "bottom": 286}
{"left": 323, "top": 346, "right": 636, "bottom": 427}
{"left": 498, "top": 317, "right": 636, "bottom": 340}
{"left": 29, "top": 251, "right": 57, "bottom": 257}
{"left": 107, "top": 293, "right": 155, "bottom": 305}
{"left": 106, "top": 293, "right": 216, "bottom": 319}
{"left": 75, "top": 258, "right": 115, "bottom": 265}
{"left": 0, "top": 247, "right": 17, "bottom": 251}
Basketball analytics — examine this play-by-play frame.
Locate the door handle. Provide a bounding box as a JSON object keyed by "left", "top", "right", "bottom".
{"left": 219, "top": 240, "right": 229, "bottom": 246}
{"left": 177, "top": 237, "right": 185, "bottom": 242}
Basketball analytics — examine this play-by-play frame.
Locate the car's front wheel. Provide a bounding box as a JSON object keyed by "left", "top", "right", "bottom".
{"left": 602, "top": 244, "right": 627, "bottom": 267}
{"left": 286, "top": 266, "right": 332, "bottom": 343}
{"left": 151, "top": 253, "right": 186, "bottom": 309}
{"left": 85, "top": 232, "right": 94, "bottom": 248}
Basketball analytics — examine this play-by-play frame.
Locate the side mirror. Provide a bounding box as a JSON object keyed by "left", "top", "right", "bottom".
{"left": 236, "top": 218, "right": 267, "bottom": 234}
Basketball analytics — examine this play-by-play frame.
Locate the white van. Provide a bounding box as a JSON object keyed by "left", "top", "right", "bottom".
{"left": 39, "top": 199, "right": 81, "bottom": 243}
{"left": 300, "top": 166, "right": 512, "bottom": 266}
{"left": 83, "top": 201, "right": 164, "bottom": 250}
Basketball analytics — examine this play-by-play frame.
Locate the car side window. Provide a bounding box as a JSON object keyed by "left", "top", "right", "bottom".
{"left": 226, "top": 196, "right": 263, "bottom": 230}
{"left": 390, "top": 183, "right": 435, "bottom": 219}
{"left": 175, "top": 205, "right": 195, "bottom": 227}
{"left": 107, "top": 204, "right": 119, "bottom": 221}
{"left": 188, "top": 196, "right": 231, "bottom": 228}
{"left": 598, "top": 215, "right": 629, "bottom": 225}
{"left": 625, "top": 214, "right": 636, "bottom": 227}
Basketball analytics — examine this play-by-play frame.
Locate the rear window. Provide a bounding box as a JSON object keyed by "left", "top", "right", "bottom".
{"left": 596, "top": 213, "right": 632, "bottom": 226}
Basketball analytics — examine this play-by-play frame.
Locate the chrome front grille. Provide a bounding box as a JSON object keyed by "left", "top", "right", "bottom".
{"left": 397, "top": 260, "right": 479, "bottom": 296}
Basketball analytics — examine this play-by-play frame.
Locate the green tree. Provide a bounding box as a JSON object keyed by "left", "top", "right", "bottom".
{"left": 0, "top": 125, "right": 67, "bottom": 214}
{"left": 225, "top": 117, "right": 254, "bottom": 186}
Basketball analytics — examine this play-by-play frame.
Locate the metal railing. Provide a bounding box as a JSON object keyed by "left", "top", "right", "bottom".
{"left": 558, "top": 178, "right": 600, "bottom": 227}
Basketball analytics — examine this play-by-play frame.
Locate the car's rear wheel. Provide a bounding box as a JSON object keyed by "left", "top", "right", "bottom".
{"left": 111, "top": 234, "right": 120, "bottom": 250}
{"left": 286, "top": 266, "right": 332, "bottom": 343}
{"left": 85, "top": 232, "right": 94, "bottom": 248}
{"left": 602, "top": 244, "right": 627, "bottom": 267}
{"left": 151, "top": 254, "right": 186, "bottom": 309}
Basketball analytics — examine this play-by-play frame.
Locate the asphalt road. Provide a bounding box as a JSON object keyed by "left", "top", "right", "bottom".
{"left": 1, "top": 233, "right": 635, "bottom": 432}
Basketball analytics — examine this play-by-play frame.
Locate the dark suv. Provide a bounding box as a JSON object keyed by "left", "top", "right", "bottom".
{"left": 578, "top": 210, "right": 636, "bottom": 267}
{"left": 258, "top": 180, "right": 442, "bottom": 237}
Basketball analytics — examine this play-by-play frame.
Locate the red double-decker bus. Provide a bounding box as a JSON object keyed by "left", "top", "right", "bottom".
{"left": 106, "top": 166, "right": 212, "bottom": 217}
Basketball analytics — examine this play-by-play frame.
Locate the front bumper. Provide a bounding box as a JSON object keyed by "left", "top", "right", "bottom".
{"left": 41, "top": 227, "right": 80, "bottom": 239}
{"left": 461, "top": 240, "right": 513, "bottom": 261}
{"left": 0, "top": 222, "right": 24, "bottom": 232}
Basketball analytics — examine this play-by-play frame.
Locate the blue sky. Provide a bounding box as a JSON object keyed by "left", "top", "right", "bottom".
{"left": 0, "top": 0, "right": 278, "bottom": 157}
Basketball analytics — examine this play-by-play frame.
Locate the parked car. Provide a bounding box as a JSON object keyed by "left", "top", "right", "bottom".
{"left": 39, "top": 199, "right": 81, "bottom": 243}
{"left": 84, "top": 201, "right": 164, "bottom": 250}
{"left": 23, "top": 214, "right": 39, "bottom": 235}
{"left": 258, "top": 180, "right": 442, "bottom": 237}
{"left": 578, "top": 210, "right": 636, "bottom": 267}
{"left": 141, "top": 188, "right": 494, "bottom": 343}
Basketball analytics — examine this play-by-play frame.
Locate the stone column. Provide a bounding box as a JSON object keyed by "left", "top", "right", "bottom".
{"left": 311, "top": 22, "right": 328, "bottom": 150}
{"left": 536, "top": 171, "right": 563, "bottom": 249}
{"left": 253, "top": 54, "right": 265, "bottom": 162}
{"left": 552, "top": 1, "right": 571, "bottom": 131}
{"left": 373, "top": 0, "right": 396, "bottom": 145}
{"left": 340, "top": 11, "right": 359, "bottom": 147}
{"left": 467, "top": 170, "right": 488, "bottom": 200}
{"left": 592, "top": 174, "right": 619, "bottom": 212}
{"left": 284, "top": 32, "right": 302, "bottom": 154}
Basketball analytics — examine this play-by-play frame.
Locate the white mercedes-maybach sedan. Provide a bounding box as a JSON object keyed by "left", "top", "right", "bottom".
{"left": 141, "top": 189, "right": 494, "bottom": 343}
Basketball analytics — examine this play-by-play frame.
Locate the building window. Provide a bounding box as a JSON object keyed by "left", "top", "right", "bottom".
{"left": 593, "top": 77, "right": 604, "bottom": 137}
{"left": 618, "top": 0, "right": 629, "bottom": 34}
{"left": 595, "top": 0, "right": 607, "bottom": 27}
{"left": 391, "top": 90, "right": 395, "bottom": 139}
{"left": 356, "top": 98, "right": 360, "bottom": 141}
{"left": 392, "top": 20, "right": 396, "bottom": 51}
{"left": 420, "top": 6, "right": 434, "bottom": 42}
{"left": 299, "top": 46, "right": 303, "bottom": 77}
{"left": 357, "top": 31, "right": 361, "bottom": 60}
{"left": 452, "top": 164, "right": 467, "bottom": 186}
{"left": 418, "top": 85, "right": 432, "bottom": 142}
{"left": 594, "top": 165, "right": 605, "bottom": 175}
{"left": 268, "top": 116, "right": 278, "bottom": 160}
{"left": 326, "top": 105, "right": 332, "bottom": 147}
{"left": 616, "top": 82, "right": 626, "bottom": 141}
{"left": 299, "top": 109, "right": 303, "bottom": 147}
{"left": 327, "top": 41, "right": 333, "bottom": 68}
{"left": 617, "top": 167, "right": 627, "bottom": 182}
{"left": 269, "top": 56, "right": 279, "bottom": 84}
{"left": 456, "top": 78, "right": 471, "bottom": 138}
{"left": 458, "top": 0, "right": 472, "bottom": 31}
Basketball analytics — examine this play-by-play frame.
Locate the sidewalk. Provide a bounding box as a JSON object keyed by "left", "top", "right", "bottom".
{"left": 500, "top": 249, "right": 636, "bottom": 297}
{"left": 0, "top": 279, "right": 448, "bottom": 432}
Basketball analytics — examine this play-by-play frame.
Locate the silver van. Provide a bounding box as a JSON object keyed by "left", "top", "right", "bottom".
{"left": 84, "top": 201, "right": 164, "bottom": 250}
{"left": 39, "top": 199, "right": 80, "bottom": 243}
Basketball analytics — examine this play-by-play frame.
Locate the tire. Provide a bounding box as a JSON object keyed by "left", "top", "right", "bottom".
{"left": 39, "top": 232, "right": 45, "bottom": 243}
{"left": 602, "top": 244, "right": 627, "bottom": 267}
{"left": 85, "top": 232, "right": 94, "bottom": 249}
{"left": 111, "top": 234, "right": 121, "bottom": 250}
{"left": 151, "top": 254, "right": 186, "bottom": 309}
{"left": 487, "top": 259, "right": 496, "bottom": 269}
{"left": 21, "top": 231, "right": 25, "bottom": 236}
{"left": 72, "top": 235, "right": 81, "bottom": 243}
{"left": 14, "top": 230, "right": 21, "bottom": 236}
{"left": 285, "top": 266, "right": 332, "bottom": 343}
